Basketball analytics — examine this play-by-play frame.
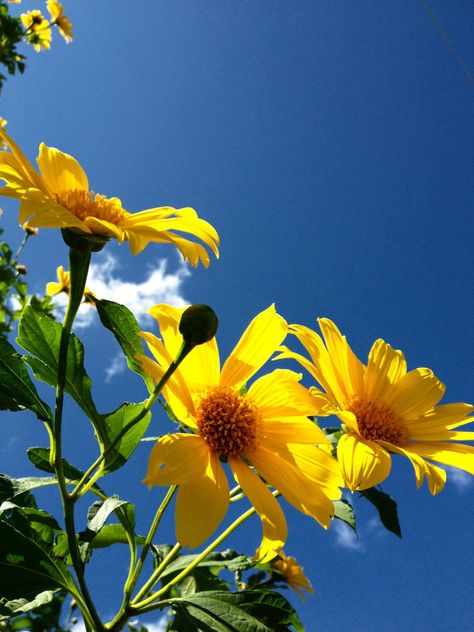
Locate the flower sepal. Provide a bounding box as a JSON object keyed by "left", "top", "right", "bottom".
{"left": 61, "top": 227, "right": 109, "bottom": 252}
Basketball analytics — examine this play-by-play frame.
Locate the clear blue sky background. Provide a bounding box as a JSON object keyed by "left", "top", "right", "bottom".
{"left": 1, "top": 2, "right": 474, "bottom": 630}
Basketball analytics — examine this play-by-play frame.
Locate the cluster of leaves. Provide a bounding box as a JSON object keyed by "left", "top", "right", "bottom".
{"left": 0, "top": 229, "right": 55, "bottom": 338}
{"left": 0, "top": 2, "right": 25, "bottom": 94}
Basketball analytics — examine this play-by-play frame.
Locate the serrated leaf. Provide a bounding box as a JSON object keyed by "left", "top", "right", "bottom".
{"left": 17, "top": 305, "right": 100, "bottom": 429}
{"left": 0, "top": 336, "right": 53, "bottom": 423}
{"left": 95, "top": 299, "right": 154, "bottom": 392}
{"left": 359, "top": 486, "right": 402, "bottom": 538}
{"left": 333, "top": 498, "right": 356, "bottom": 533}
{"left": 169, "top": 590, "right": 303, "bottom": 632}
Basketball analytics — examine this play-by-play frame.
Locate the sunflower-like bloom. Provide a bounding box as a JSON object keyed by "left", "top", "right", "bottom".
{"left": 21, "top": 11, "right": 52, "bottom": 51}
{"left": 0, "top": 130, "right": 219, "bottom": 264}
{"left": 47, "top": 0, "right": 73, "bottom": 42}
{"left": 277, "top": 318, "right": 474, "bottom": 494}
{"left": 140, "top": 305, "right": 343, "bottom": 562}
{"left": 273, "top": 551, "right": 314, "bottom": 600}
{"left": 46, "top": 265, "right": 96, "bottom": 304}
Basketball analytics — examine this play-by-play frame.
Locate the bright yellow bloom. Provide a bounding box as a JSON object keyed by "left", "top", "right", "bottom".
{"left": 46, "top": 265, "right": 96, "bottom": 304}
{"left": 0, "top": 119, "right": 7, "bottom": 150}
{"left": 21, "top": 11, "right": 52, "bottom": 51}
{"left": 0, "top": 129, "right": 219, "bottom": 263}
{"left": 140, "top": 305, "right": 342, "bottom": 562}
{"left": 277, "top": 318, "right": 474, "bottom": 494}
{"left": 273, "top": 551, "right": 314, "bottom": 600}
{"left": 47, "top": 0, "right": 73, "bottom": 42}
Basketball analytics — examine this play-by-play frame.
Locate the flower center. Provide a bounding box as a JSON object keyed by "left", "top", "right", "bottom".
{"left": 53, "top": 189, "right": 127, "bottom": 224}
{"left": 196, "top": 386, "right": 262, "bottom": 459}
{"left": 348, "top": 396, "right": 407, "bottom": 445}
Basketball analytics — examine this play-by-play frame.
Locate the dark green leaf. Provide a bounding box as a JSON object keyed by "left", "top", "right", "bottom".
{"left": 0, "top": 336, "right": 53, "bottom": 423}
{"left": 81, "top": 497, "right": 130, "bottom": 543}
{"left": 161, "top": 550, "right": 253, "bottom": 582}
{"left": 27, "top": 447, "right": 86, "bottom": 482}
{"left": 17, "top": 305, "right": 99, "bottom": 423}
{"left": 90, "top": 524, "right": 145, "bottom": 549}
{"left": 359, "top": 486, "right": 402, "bottom": 537}
{"left": 95, "top": 299, "right": 154, "bottom": 392}
{"left": 169, "top": 590, "right": 303, "bottom": 632}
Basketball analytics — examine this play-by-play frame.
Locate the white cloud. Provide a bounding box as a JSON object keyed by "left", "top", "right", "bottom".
{"left": 446, "top": 467, "right": 474, "bottom": 493}
{"left": 50, "top": 252, "right": 190, "bottom": 329}
{"left": 104, "top": 351, "right": 128, "bottom": 382}
{"left": 332, "top": 519, "right": 362, "bottom": 551}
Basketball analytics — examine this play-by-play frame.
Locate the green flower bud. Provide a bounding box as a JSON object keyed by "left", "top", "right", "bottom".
{"left": 179, "top": 304, "right": 219, "bottom": 346}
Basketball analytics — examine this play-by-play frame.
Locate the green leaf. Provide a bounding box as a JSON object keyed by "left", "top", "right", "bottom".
{"left": 81, "top": 497, "right": 130, "bottom": 543}
{"left": 17, "top": 305, "right": 99, "bottom": 422}
{"left": 169, "top": 590, "right": 303, "bottom": 632}
{"left": 95, "top": 299, "right": 154, "bottom": 392}
{"left": 160, "top": 550, "right": 253, "bottom": 582}
{"left": 333, "top": 498, "right": 356, "bottom": 533}
{"left": 359, "top": 486, "right": 402, "bottom": 537}
{"left": 90, "top": 524, "right": 145, "bottom": 549}
{"left": 27, "top": 447, "right": 87, "bottom": 481}
{"left": 100, "top": 401, "right": 152, "bottom": 473}
{"left": 0, "top": 336, "right": 53, "bottom": 424}
{"left": 0, "top": 589, "right": 57, "bottom": 619}
{"left": 0, "top": 516, "right": 75, "bottom": 605}
{"left": 0, "top": 474, "right": 58, "bottom": 504}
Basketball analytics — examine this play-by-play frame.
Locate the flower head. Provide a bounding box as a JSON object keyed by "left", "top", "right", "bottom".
{"left": 46, "top": 265, "right": 96, "bottom": 304}
{"left": 47, "top": 0, "right": 73, "bottom": 42}
{"left": 140, "top": 305, "right": 342, "bottom": 562}
{"left": 277, "top": 318, "right": 474, "bottom": 494}
{"left": 273, "top": 551, "right": 314, "bottom": 600}
{"left": 21, "top": 10, "right": 52, "bottom": 51}
{"left": 0, "top": 129, "right": 219, "bottom": 264}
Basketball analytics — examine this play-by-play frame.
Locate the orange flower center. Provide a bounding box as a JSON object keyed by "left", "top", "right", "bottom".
{"left": 53, "top": 189, "right": 127, "bottom": 224}
{"left": 196, "top": 386, "right": 262, "bottom": 459}
{"left": 348, "top": 396, "right": 407, "bottom": 445}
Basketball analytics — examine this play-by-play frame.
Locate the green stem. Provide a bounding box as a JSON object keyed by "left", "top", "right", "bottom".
{"left": 51, "top": 245, "right": 106, "bottom": 631}
{"left": 70, "top": 341, "right": 194, "bottom": 500}
{"left": 132, "top": 542, "right": 181, "bottom": 606}
{"left": 131, "top": 504, "right": 259, "bottom": 610}
{"left": 124, "top": 486, "right": 177, "bottom": 601}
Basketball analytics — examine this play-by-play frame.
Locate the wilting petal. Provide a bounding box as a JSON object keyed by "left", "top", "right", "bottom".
{"left": 143, "top": 434, "right": 209, "bottom": 486}
{"left": 230, "top": 457, "right": 287, "bottom": 563}
{"left": 37, "top": 143, "right": 88, "bottom": 193}
{"left": 337, "top": 433, "right": 391, "bottom": 491}
{"left": 220, "top": 305, "right": 287, "bottom": 389}
{"left": 365, "top": 339, "right": 407, "bottom": 400}
{"left": 176, "top": 453, "right": 229, "bottom": 548}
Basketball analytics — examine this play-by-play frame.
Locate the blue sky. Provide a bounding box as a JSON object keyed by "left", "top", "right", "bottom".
{"left": 1, "top": 1, "right": 474, "bottom": 630}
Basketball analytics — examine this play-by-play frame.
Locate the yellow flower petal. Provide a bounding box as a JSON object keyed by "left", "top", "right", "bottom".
{"left": 407, "top": 442, "right": 474, "bottom": 476}
{"left": 175, "top": 453, "right": 229, "bottom": 548}
{"left": 250, "top": 445, "right": 337, "bottom": 528}
{"left": 143, "top": 434, "right": 209, "bottom": 486}
{"left": 337, "top": 433, "right": 391, "bottom": 491}
{"left": 386, "top": 368, "right": 445, "bottom": 419}
{"left": 220, "top": 305, "right": 287, "bottom": 389}
{"left": 262, "top": 419, "right": 329, "bottom": 446}
{"left": 230, "top": 457, "right": 287, "bottom": 563}
{"left": 385, "top": 443, "right": 446, "bottom": 494}
{"left": 36, "top": 143, "right": 88, "bottom": 194}
{"left": 365, "top": 339, "right": 407, "bottom": 400}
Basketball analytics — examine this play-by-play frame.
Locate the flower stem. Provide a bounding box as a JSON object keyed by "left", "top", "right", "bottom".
{"left": 131, "top": 503, "right": 260, "bottom": 611}
{"left": 51, "top": 245, "right": 105, "bottom": 631}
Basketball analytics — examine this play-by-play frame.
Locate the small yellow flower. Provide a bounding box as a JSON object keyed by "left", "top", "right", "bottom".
{"left": 46, "top": 265, "right": 96, "bottom": 304}
{"left": 47, "top": 0, "right": 73, "bottom": 42}
{"left": 274, "top": 551, "right": 314, "bottom": 600}
{"left": 7, "top": 1, "right": 21, "bottom": 4}
{"left": 277, "top": 318, "right": 474, "bottom": 494}
{"left": 140, "top": 305, "right": 343, "bottom": 562}
{"left": 0, "top": 119, "right": 7, "bottom": 150}
{"left": 0, "top": 129, "right": 219, "bottom": 264}
{"left": 21, "top": 10, "right": 52, "bottom": 52}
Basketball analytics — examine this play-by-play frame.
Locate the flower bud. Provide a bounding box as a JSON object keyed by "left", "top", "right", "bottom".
{"left": 179, "top": 304, "right": 218, "bottom": 346}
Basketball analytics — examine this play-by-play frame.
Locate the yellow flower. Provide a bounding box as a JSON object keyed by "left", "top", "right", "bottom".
{"left": 47, "top": 0, "right": 73, "bottom": 42}
{"left": 140, "top": 305, "right": 342, "bottom": 562}
{"left": 277, "top": 318, "right": 474, "bottom": 494}
{"left": 0, "top": 129, "right": 219, "bottom": 264}
{"left": 21, "top": 11, "right": 52, "bottom": 52}
{"left": 46, "top": 265, "right": 96, "bottom": 304}
{"left": 0, "top": 119, "right": 7, "bottom": 150}
{"left": 273, "top": 551, "right": 314, "bottom": 600}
